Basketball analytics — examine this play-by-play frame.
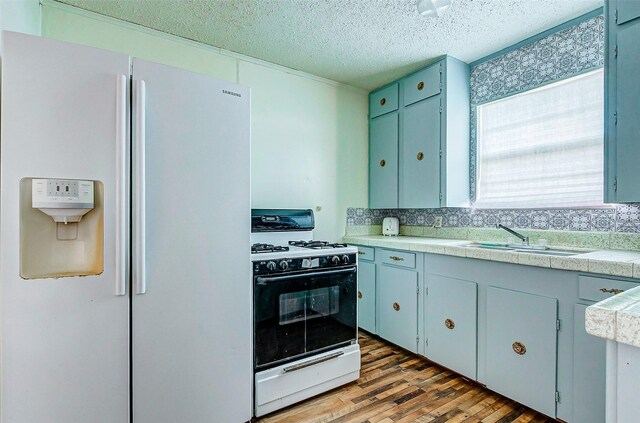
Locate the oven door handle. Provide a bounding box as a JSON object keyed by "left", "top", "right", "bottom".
{"left": 256, "top": 267, "right": 356, "bottom": 284}
{"left": 282, "top": 351, "right": 345, "bottom": 373}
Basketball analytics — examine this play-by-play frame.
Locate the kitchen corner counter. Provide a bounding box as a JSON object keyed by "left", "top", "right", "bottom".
{"left": 586, "top": 286, "right": 640, "bottom": 348}
{"left": 342, "top": 235, "right": 640, "bottom": 278}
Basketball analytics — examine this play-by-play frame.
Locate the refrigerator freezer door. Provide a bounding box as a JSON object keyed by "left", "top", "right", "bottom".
{"left": 1, "top": 32, "right": 130, "bottom": 422}
{"left": 131, "top": 59, "right": 252, "bottom": 422}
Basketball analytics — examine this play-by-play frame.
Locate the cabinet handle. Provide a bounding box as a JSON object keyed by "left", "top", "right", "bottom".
{"left": 444, "top": 319, "right": 455, "bottom": 330}
{"left": 380, "top": 159, "right": 386, "bottom": 167}
{"left": 380, "top": 97, "right": 386, "bottom": 106}
{"left": 389, "top": 256, "right": 404, "bottom": 261}
{"left": 512, "top": 341, "right": 527, "bottom": 356}
{"left": 417, "top": 152, "right": 424, "bottom": 161}
{"left": 600, "top": 288, "right": 625, "bottom": 295}
{"left": 357, "top": 251, "right": 365, "bottom": 255}
{"left": 393, "top": 302, "right": 400, "bottom": 311}
{"left": 417, "top": 81, "right": 424, "bottom": 90}
{"left": 357, "top": 291, "right": 363, "bottom": 299}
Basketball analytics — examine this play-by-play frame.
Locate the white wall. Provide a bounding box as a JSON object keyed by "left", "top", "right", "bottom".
{"left": 0, "top": 0, "right": 40, "bottom": 45}
{"left": 40, "top": 1, "right": 369, "bottom": 241}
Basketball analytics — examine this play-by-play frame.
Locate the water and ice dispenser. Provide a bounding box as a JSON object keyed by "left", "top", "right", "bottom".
{"left": 31, "top": 179, "right": 95, "bottom": 224}
{"left": 20, "top": 177, "right": 104, "bottom": 279}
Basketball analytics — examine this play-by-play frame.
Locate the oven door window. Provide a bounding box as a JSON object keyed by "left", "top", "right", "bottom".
{"left": 279, "top": 286, "right": 340, "bottom": 325}
{"left": 254, "top": 267, "right": 357, "bottom": 369}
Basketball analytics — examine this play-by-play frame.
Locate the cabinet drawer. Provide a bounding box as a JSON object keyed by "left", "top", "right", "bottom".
{"left": 380, "top": 249, "right": 415, "bottom": 268}
{"left": 578, "top": 275, "right": 638, "bottom": 302}
{"left": 356, "top": 246, "right": 375, "bottom": 262}
{"left": 370, "top": 84, "right": 399, "bottom": 118}
{"left": 403, "top": 64, "right": 441, "bottom": 106}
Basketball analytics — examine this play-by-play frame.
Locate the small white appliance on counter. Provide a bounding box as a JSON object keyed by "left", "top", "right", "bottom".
{"left": 1, "top": 32, "right": 252, "bottom": 423}
{"left": 251, "top": 209, "right": 360, "bottom": 417}
{"left": 383, "top": 216, "right": 400, "bottom": 236}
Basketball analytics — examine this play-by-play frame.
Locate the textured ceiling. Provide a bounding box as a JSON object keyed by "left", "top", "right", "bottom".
{"left": 55, "top": 0, "right": 603, "bottom": 90}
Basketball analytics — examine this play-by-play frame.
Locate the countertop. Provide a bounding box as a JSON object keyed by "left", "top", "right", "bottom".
{"left": 342, "top": 235, "right": 640, "bottom": 278}
{"left": 586, "top": 286, "right": 640, "bottom": 348}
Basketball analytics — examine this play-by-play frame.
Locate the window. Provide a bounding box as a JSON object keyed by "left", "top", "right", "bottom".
{"left": 475, "top": 69, "right": 604, "bottom": 209}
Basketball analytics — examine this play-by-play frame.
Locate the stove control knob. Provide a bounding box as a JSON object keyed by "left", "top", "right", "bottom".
{"left": 342, "top": 255, "right": 350, "bottom": 264}
{"left": 266, "top": 261, "right": 277, "bottom": 271}
{"left": 331, "top": 256, "right": 340, "bottom": 265}
{"left": 279, "top": 260, "right": 289, "bottom": 271}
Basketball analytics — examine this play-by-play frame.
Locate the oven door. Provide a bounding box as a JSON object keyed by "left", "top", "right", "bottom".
{"left": 254, "top": 266, "right": 357, "bottom": 370}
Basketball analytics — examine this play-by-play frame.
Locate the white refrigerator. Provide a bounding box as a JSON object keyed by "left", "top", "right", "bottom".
{"left": 1, "top": 32, "right": 252, "bottom": 422}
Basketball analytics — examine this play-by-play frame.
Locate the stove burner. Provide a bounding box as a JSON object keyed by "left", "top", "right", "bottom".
{"left": 288, "top": 240, "right": 349, "bottom": 249}
{"left": 251, "top": 243, "right": 290, "bottom": 254}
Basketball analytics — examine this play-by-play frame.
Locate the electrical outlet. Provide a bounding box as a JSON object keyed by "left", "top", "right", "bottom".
{"left": 434, "top": 216, "right": 442, "bottom": 228}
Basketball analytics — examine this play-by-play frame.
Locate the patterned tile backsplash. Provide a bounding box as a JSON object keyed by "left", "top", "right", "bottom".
{"left": 346, "top": 205, "right": 640, "bottom": 233}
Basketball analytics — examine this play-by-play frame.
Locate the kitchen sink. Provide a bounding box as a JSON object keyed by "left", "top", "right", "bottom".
{"left": 464, "top": 242, "right": 584, "bottom": 257}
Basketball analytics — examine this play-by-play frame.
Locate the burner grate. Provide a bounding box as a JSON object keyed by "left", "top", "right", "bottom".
{"left": 288, "top": 240, "right": 349, "bottom": 249}
{"left": 251, "top": 243, "right": 290, "bottom": 254}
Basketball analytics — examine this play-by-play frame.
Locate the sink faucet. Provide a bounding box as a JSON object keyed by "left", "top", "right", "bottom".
{"left": 496, "top": 224, "right": 529, "bottom": 246}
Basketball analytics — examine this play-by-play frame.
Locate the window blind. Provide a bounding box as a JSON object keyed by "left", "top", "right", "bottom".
{"left": 475, "top": 69, "right": 604, "bottom": 209}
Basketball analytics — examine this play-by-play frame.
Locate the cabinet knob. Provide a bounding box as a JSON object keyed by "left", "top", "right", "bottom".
{"left": 380, "top": 97, "right": 386, "bottom": 106}
{"left": 417, "top": 152, "right": 424, "bottom": 161}
{"left": 393, "top": 302, "right": 400, "bottom": 311}
{"left": 380, "top": 159, "right": 386, "bottom": 167}
{"left": 444, "top": 318, "right": 455, "bottom": 330}
{"left": 512, "top": 341, "right": 527, "bottom": 356}
{"left": 600, "top": 288, "right": 625, "bottom": 295}
{"left": 357, "top": 291, "right": 363, "bottom": 299}
{"left": 417, "top": 81, "right": 424, "bottom": 91}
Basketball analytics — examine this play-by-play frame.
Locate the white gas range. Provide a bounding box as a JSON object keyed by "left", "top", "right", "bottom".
{"left": 251, "top": 209, "right": 360, "bottom": 417}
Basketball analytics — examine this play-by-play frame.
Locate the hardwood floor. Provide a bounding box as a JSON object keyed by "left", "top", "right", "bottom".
{"left": 256, "top": 332, "right": 556, "bottom": 423}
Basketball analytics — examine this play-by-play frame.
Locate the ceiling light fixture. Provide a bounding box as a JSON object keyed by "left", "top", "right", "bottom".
{"left": 417, "top": 0, "right": 452, "bottom": 17}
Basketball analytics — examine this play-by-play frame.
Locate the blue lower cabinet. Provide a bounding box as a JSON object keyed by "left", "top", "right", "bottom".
{"left": 378, "top": 264, "right": 418, "bottom": 353}
{"left": 357, "top": 260, "right": 376, "bottom": 334}
{"left": 425, "top": 275, "right": 477, "bottom": 380}
{"left": 573, "top": 303, "right": 606, "bottom": 423}
{"left": 485, "top": 287, "right": 558, "bottom": 418}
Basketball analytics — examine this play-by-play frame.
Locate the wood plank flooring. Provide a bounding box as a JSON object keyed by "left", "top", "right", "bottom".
{"left": 256, "top": 332, "right": 556, "bottom": 423}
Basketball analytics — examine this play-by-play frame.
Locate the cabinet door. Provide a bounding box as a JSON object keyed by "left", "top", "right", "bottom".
{"left": 357, "top": 260, "right": 376, "bottom": 334}
{"left": 426, "top": 275, "right": 477, "bottom": 380}
{"left": 378, "top": 265, "right": 418, "bottom": 352}
{"left": 400, "top": 95, "right": 441, "bottom": 208}
{"left": 613, "top": 17, "right": 640, "bottom": 201}
{"left": 403, "top": 64, "right": 441, "bottom": 106}
{"left": 573, "top": 304, "right": 606, "bottom": 423}
{"left": 369, "top": 113, "right": 399, "bottom": 208}
{"left": 618, "top": 0, "right": 640, "bottom": 24}
{"left": 370, "top": 83, "right": 399, "bottom": 118}
{"left": 486, "top": 287, "right": 558, "bottom": 418}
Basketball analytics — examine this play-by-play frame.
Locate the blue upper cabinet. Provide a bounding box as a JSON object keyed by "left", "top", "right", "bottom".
{"left": 369, "top": 112, "right": 399, "bottom": 208}
{"left": 369, "top": 83, "right": 399, "bottom": 118}
{"left": 403, "top": 65, "right": 441, "bottom": 106}
{"left": 368, "top": 56, "right": 470, "bottom": 209}
{"left": 605, "top": 0, "right": 640, "bottom": 202}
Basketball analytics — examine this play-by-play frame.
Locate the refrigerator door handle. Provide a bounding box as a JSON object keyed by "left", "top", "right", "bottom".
{"left": 115, "top": 74, "right": 128, "bottom": 296}
{"left": 134, "top": 79, "right": 147, "bottom": 295}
